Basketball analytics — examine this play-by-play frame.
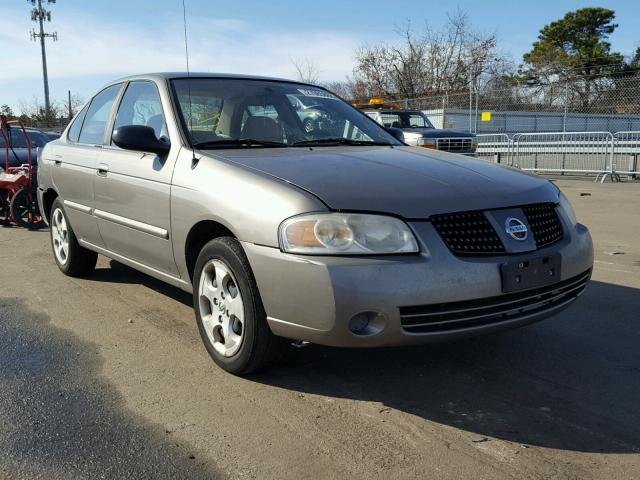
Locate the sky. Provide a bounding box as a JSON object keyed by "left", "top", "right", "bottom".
{"left": 0, "top": 0, "right": 638, "bottom": 112}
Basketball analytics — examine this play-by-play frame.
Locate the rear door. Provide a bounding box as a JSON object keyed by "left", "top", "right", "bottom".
{"left": 51, "top": 83, "right": 123, "bottom": 247}
{"left": 93, "top": 80, "right": 179, "bottom": 275}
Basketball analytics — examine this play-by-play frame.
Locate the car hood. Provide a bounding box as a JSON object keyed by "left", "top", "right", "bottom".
{"left": 204, "top": 146, "right": 558, "bottom": 219}
{"left": 402, "top": 128, "right": 475, "bottom": 139}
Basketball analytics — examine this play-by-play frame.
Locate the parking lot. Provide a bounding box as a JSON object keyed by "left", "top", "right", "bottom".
{"left": 0, "top": 179, "right": 639, "bottom": 480}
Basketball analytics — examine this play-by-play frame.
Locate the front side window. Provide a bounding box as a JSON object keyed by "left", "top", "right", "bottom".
{"left": 172, "top": 78, "right": 401, "bottom": 148}
{"left": 112, "top": 81, "right": 167, "bottom": 141}
{"left": 406, "top": 113, "right": 432, "bottom": 128}
{"left": 78, "top": 83, "right": 122, "bottom": 145}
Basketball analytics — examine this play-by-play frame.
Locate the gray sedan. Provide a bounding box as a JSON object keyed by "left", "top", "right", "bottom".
{"left": 37, "top": 73, "right": 593, "bottom": 374}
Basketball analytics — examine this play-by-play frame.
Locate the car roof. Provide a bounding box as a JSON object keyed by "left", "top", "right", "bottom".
{"left": 107, "top": 72, "right": 315, "bottom": 87}
{"left": 7, "top": 126, "right": 44, "bottom": 133}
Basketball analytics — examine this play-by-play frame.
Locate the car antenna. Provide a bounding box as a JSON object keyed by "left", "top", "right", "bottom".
{"left": 182, "top": 0, "right": 198, "bottom": 167}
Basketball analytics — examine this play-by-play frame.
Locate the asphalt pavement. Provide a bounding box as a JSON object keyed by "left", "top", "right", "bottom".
{"left": 0, "top": 179, "right": 639, "bottom": 479}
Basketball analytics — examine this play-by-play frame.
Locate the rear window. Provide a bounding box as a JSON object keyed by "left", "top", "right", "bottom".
{"left": 67, "top": 103, "right": 90, "bottom": 143}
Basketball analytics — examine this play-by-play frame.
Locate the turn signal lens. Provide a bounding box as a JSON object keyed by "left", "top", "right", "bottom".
{"left": 284, "top": 220, "right": 323, "bottom": 248}
{"left": 417, "top": 138, "right": 437, "bottom": 149}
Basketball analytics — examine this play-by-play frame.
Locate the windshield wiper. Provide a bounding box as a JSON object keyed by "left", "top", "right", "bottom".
{"left": 292, "top": 138, "right": 393, "bottom": 147}
{"left": 193, "top": 138, "right": 288, "bottom": 149}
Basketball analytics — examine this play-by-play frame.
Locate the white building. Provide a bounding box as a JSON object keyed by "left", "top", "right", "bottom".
{"left": 424, "top": 108, "right": 640, "bottom": 134}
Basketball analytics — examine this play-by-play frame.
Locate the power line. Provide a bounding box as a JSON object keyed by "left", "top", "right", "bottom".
{"left": 29, "top": 0, "right": 58, "bottom": 119}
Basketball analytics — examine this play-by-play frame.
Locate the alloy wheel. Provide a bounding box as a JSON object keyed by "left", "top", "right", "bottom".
{"left": 198, "top": 259, "right": 245, "bottom": 357}
{"left": 51, "top": 207, "right": 69, "bottom": 265}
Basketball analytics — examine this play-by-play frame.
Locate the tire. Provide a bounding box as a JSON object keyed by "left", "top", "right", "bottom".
{"left": 193, "top": 237, "right": 284, "bottom": 375}
{"left": 9, "top": 187, "right": 46, "bottom": 230}
{"left": 0, "top": 190, "right": 9, "bottom": 226}
{"left": 49, "top": 198, "right": 98, "bottom": 277}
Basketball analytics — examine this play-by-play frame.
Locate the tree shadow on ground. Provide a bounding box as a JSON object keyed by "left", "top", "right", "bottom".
{"left": 0, "top": 297, "right": 222, "bottom": 479}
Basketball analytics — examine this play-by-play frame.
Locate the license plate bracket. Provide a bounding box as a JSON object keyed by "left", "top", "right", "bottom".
{"left": 500, "top": 254, "right": 561, "bottom": 293}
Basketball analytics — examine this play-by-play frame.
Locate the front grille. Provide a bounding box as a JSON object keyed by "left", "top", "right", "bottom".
{"left": 522, "top": 203, "right": 563, "bottom": 248}
{"left": 431, "top": 203, "right": 564, "bottom": 256}
{"left": 437, "top": 138, "right": 474, "bottom": 152}
{"left": 400, "top": 269, "right": 590, "bottom": 334}
{"left": 430, "top": 211, "right": 505, "bottom": 255}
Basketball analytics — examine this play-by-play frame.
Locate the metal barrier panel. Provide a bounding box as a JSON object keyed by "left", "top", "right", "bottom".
{"left": 512, "top": 132, "right": 613, "bottom": 178}
{"left": 613, "top": 131, "right": 640, "bottom": 175}
{"left": 475, "top": 134, "right": 510, "bottom": 163}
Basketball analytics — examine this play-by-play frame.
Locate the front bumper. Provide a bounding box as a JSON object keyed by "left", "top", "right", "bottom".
{"left": 243, "top": 219, "right": 593, "bottom": 347}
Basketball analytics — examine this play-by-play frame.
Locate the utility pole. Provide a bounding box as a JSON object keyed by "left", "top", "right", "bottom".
{"left": 29, "top": 0, "right": 58, "bottom": 120}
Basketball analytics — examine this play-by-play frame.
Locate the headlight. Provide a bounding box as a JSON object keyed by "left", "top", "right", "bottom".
{"left": 279, "top": 213, "right": 419, "bottom": 255}
{"left": 416, "top": 138, "right": 437, "bottom": 149}
{"left": 558, "top": 190, "right": 577, "bottom": 226}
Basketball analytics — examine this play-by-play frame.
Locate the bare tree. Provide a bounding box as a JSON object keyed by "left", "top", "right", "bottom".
{"left": 19, "top": 96, "right": 62, "bottom": 123}
{"left": 291, "top": 57, "right": 321, "bottom": 84}
{"left": 320, "top": 80, "right": 354, "bottom": 100}
{"left": 67, "top": 93, "right": 85, "bottom": 119}
{"left": 352, "top": 11, "right": 505, "bottom": 100}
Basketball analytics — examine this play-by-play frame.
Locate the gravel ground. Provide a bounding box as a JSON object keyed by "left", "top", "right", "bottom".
{"left": 0, "top": 179, "right": 639, "bottom": 479}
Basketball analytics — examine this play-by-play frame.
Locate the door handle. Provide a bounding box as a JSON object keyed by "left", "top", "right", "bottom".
{"left": 97, "top": 163, "right": 109, "bottom": 176}
{"left": 54, "top": 159, "right": 62, "bottom": 166}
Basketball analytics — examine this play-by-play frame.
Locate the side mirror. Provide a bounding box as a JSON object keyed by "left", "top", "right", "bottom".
{"left": 112, "top": 125, "right": 170, "bottom": 155}
{"left": 385, "top": 127, "right": 405, "bottom": 143}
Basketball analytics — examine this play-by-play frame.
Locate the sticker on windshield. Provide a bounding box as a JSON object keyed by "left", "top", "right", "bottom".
{"left": 297, "top": 88, "right": 339, "bottom": 100}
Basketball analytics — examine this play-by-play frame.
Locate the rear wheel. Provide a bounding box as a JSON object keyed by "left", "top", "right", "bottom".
{"left": 9, "top": 187, "right": 46, "bottom": 229}
{"left": 50, "top": 198, "right": 98, "bottom": 277}
{"left": 193, "top": 237, "right": 284, "bottom": 375}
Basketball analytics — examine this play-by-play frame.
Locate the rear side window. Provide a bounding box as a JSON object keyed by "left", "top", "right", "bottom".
{"left": 67, "top": 103, "right": 90, "bottom": 143}
{"left": 78, "top": 84, "right": 122, "bottom": 145}
{"left": 112, "top": 81, "right": 166, "bottom": 141}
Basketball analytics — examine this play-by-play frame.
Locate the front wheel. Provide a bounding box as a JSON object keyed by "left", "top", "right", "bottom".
{"left": 193, "top": 237, "right": 284, "bottom": 375}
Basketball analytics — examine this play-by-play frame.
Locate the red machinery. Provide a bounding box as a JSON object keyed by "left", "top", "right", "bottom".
{"left": 0, "top": 115, "right": 45, "bottom": 229}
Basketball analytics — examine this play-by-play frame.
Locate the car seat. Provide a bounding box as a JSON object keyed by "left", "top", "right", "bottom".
{"left": 241, "top": 116, "right": 283, "bottom": 143}
{"left": 146, "top": 114, "right": 168, "bottom": 139}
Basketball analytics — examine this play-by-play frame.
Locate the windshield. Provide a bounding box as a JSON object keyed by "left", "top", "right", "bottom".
{"left": 379, "top": 112, "right": 434, "bottom": 129}
{"left": 171, "top": 78, "right": 402, "bottom": 148}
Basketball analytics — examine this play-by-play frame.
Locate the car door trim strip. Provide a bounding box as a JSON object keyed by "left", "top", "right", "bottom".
{"left": 63, "top": 200, "right": 168, "bottom": 239}
{"left": 63, "top": 200, "right": 93, "bottom": 214}
{"left": 93, "top": 209, "right": 169, "bottom": 239}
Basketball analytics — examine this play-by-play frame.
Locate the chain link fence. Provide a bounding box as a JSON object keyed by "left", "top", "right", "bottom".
{"left": 27, "top": 117, "right": 69, "bottom": 135}
{"left": 364, "top": 70, "right": 640, "bottom": 135}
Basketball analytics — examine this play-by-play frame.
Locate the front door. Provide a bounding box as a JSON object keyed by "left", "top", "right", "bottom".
{"left": 93, "top": 80, "right": 178, "bottom": 276}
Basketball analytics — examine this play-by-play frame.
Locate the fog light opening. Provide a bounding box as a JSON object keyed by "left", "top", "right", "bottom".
{"left": 348, "top": 311, "right": 385, "bottom": 336}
